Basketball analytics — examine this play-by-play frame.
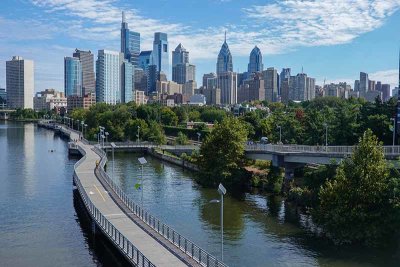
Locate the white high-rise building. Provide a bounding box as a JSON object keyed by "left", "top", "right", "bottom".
{"left": 218, "top": 72, "right": 237, "bottom": 105}
{"left": 6, "top": 56, "right": 34, "bottom": 109}
{"left": 96, "top": 50, "right": 123, "bottom": 104}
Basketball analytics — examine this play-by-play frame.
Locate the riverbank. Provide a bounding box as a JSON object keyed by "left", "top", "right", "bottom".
{"left": 147, "top": 148, "right": 199, "bottom": 171}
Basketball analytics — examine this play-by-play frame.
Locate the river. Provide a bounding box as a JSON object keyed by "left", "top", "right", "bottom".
{"left": 0, "top": 121, "right": 399, "bottom": 267}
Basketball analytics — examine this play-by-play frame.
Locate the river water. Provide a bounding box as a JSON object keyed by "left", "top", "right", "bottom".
{"left": 1, "top": 121, "right": 399, "bottom": 267}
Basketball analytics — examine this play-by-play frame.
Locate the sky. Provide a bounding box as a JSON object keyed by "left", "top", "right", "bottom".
{"left": 0, "top": 0, "right": 400, "bottom": 92}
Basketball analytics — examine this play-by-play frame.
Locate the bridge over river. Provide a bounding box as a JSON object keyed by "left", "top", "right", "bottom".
{"left": 40, "top": 122, "right": 226, "bottom": 267}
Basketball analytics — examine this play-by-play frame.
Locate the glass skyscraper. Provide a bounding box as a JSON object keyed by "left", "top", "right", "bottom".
{"left": 121, "top": 11, "right": 140, "bottom": 67}
{"left": 216, "top": 32, "right": 233, "bottom": 75}
{"left": 96, "top": 50, "right": 123, "bottom": 104}
{"left": 153, "top": 32, "right": 169, "bottom": 79}
{"left": 139, "top": 51, "right": 153, "bottom": 71}
{"left": 172, "top": 43, "right": 189, "bottom": 67}
{"left": 248, "top": 46, "right": 263, "bottom": 74}
{"left": 72, "top": 49, "right": 95, "bottom": 95}
{"left": 122, "top": 60, "right": 134, "bottom": 103}
{"left": 64, "top": 57, "right": 82, "bottom": 97}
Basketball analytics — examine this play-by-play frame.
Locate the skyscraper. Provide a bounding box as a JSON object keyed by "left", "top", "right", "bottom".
{"left": 121, "top": 11, "right": 140, "bottom": 66}
{"left": 263, "top": 68, "right": 278, "bottom": 102}
{"left": 121, "top": 60, "right": 134, "bottom": 103}
{"left": 280, "top": 68, "right": 291, "bottom": 96}
{"left": 139, "top": 51, "right": 153, "bottom": 71}
{"left": 216, "top": 32, "right": 233, "bottom": 74}
{"left": 218, "top": 72, "right": 237, "bottom": 105}
{"left": 248, "top": 46, "right": 263, "bottom": 74}
{"left": 73, "top": 49, "right": 95, "bottom": 95}
{"left": 202, "top": 73, "right": 217, "bottom": 89}
{"left": 153, "top": 32, "right": 169, "bottom": 79}
{"left": 6, "top": 56, "right": 34, "bottom": 109}
{"left": 172, "top": 43, "right": 189, "bottom": 67}
{"left": 96, "top": 50, "right": 123, "bottom": 104}
{"left": 172, "top": 63, "right": 196, "bottom": 85}
{"left": 360, "top": 72, "right": 369, "bottom": 93}
{"left": 64, "top": 57, "right": 82, "bottom": 97}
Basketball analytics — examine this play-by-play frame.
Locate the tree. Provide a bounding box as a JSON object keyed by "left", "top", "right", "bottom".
{"left": 197, "top": 116, "right": 249, "bottom": 187}
{"left": 124, "top": 119, "right": 148, "bottom": 141}
{"left": 147, "top": 121, "right": 166, "bottom": 145}
{"left": 314, "top": 129, "right": 400, "bottom": 246}
{"left": 161, "top": 107, "right": 178, "bottom": 126}
{"left": 200, "top": 108, "right": 226, "bottom": 123}
{"left": 176, "top": 132, "right": 189, "bottom": 145}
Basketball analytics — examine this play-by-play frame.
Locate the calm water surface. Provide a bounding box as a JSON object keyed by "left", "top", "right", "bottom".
{"left": 1, "top": 121, "right": 400, "bottom": 267}
{"left": 107, "top": 151, "right": 400, "bottom": 267}
{"left": 0, "top": 122, "right": 128, "bottom": 267}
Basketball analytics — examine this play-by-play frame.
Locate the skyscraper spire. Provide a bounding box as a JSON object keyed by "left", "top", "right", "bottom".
{"left": 224, "top": 31, "right": 227, "bottom": 43}
{"left": 122, "top": 11, "right": 126, "bottom": 23}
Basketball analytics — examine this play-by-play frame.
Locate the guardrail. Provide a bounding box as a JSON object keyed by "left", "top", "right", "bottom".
{"left": 245, "top": 144, "right": 400, "bottom": 156}
{"left": 92, "top": 145, "right": 227, "bottom": 267}
{"left": 73, "top": 144, "right": 155, "bottom": 267}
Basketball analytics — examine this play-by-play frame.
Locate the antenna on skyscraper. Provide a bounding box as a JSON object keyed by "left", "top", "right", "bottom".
{"left": 122, "top": 11, "right": 126, "bottom": 23}
{"left": 301, "top": 66, "right": 304, "bottom": 74}
{"left": 224, "top": 30, "right": 227, "bottom": 43}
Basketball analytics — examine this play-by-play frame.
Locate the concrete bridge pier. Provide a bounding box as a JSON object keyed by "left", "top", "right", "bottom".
{"left": 283, "top": 162, "right": 305, "bottom": 181}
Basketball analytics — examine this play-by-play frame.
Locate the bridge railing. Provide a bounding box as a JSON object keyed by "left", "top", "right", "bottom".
{"left": 92, "top": 145, "right": 227, "bottom": 267}
{"left": 73, "top": 146, "right": 155, "bottom": 267}
{"left": 245, "top": 144, "right": 400, "bottom": 156}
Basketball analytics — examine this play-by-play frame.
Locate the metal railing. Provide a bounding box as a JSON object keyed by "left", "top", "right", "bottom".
{"left": 92, "top": 145, "right": 227, "bottom": 267}
{"left": 245, "top": 144, "right": 400, "bottom": 156}
{"left": 73, "top": 146, "right": 155, "bottom": 267}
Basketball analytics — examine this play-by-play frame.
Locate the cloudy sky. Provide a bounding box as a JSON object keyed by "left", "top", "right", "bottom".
{"left": 0, "top": 0, "right": 399, "bottom": 92}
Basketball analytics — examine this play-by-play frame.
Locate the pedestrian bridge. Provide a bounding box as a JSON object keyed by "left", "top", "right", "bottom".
{"left": 41, "top": 122, "right": 226, "bottom": 267}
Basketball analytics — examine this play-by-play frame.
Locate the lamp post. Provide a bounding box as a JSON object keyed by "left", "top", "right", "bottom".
{"left": 111, "top": 142, "right": 116, "bottom": 181}
{"left": 277, "top": 126, "right": 282, "bottom": 144}
{"left": 197, "top": 132, "right": 201, "bottom": 143}
{"left": 137, "top": 125, "right": 140, "bottom": 145}
{"left": 323, "top": 123, "right": 328, "bottom": 149}
{"left": 71, "top": 118, "right": 74, "bottom": 130}
{"left": 81, "top": 121, "right": 84, "bottom": 135}
{"left": 105, "top": 132, "right": 109, "bottom": 144}
{"left": 138, "top": 157, "right": 147, "bottom": 210}
{"left": 209, "top": 183, "right": 226, "bottom": 262}
{"left": 98, "top": 126, "right": 105, "bottom": 145}
{"left": 391, "top": 118, "right": 396, "bottom": 146}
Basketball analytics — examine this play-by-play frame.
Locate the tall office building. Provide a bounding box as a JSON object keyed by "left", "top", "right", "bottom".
{"left": 172, "top": 43, "right": 189, "bottom": 67}
{"left": 153, "top": 32, "right": 169, "bottom": 79}
{"left": 238, "top": 73, "right": 265, "bottom": 103}
{"left": 248, "top": 46, "right": 263, "bottom": 74}
{"left": 280, "top": 68, "right": 291, "bottom": 95}
{"left": 72, "top": 49, "right": 95, "bottom": 95}
{"left": 354, "top": 80, "right": 360, "bottom": 91}
{"left": 96, "top": 50, "right": 123, "bottom": 104}
{"left": 172, "top": 63, "right": 196, "bottom": 84}
{"left": 147, "top": 65, "right": 158, "bottom": 94}
{"left": 139, "top": 51, "right": 153, "bottom": 71}
{"left": 121, "top": 60, "right": 134, "bottom": 103}
{"left": 263, "top": 68, "right": 278, "bottom": 102}
{"left": 218, "top": 71, "right": 237, "bottom": 105}
{"left": 121, "top": 11, "right": 140, "bottom": 66}
{"left": 280, "top": 78, "right": 290, "bottom": 103}
{"left": 64, "top": 57, "right": 83, "bottom": 97}
{"left": 216, "top": 32, "right": 233, "bottom": 74}
{"left": 203, "top": 73, "right": 217, "bottom": 89}
{"left": 360, "top": 72, "right": 369, "bottom": 93}
{"left": 6, "top": 56, "right": 34, "bottom": 109}
{"left": 307, "top": 77, "right": 316, "bottom": 100}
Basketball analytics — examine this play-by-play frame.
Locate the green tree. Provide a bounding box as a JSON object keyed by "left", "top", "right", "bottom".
{"left": 147, "top": 121, "right": 166, "bottom": 145}
{"left": 161, "top": 107, "right": 178, "bottom": 126}
{"left": 124, "top": 119, "right": 149, "bottom": 141}
{"left": 175, "top": 132, "right": 189, "bottom": 145}
{"left": 315, "top": 129, "right": 400, "bottom": 245}
{"left": 197, "top": 116, "right": 248, "bottom": 187}
{"left": 200, "top": 108, "right": 227, "bottom": 123}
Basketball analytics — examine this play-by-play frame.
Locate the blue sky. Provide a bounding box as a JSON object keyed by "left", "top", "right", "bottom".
{"left": 0, "top": 0, "right": 399, "bottom": 92}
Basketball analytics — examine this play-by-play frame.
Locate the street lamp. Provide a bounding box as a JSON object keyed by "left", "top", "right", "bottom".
{"left": 138, "top": 157, "right": 147, "bottom": 210}
{"left": 137, "top": 125, "right": 140, "bottom": 145}
{"left": 209, "top": 183, "right": 226, "bottom": 262}
{"left": 277, "top": 126, "right": 282, "bottom": 144}
{"left": 81, "top": 121, "right": 84, "bottom": 135}
{"left": 111, "top": 142, "right": 116, "bottom": 181}
{"left": 197, "top": 132, "right": 201, "bottom": 143}
{"left": 105, "top": 132, "right": 109, "bottom": 144}
{"left": 391, "top": 118, "right": 396, "bottom": 146}
{"left": 323, "top": 123, "right": 328, "bottom": 149}
{"left": 84, "top": 124, "right": 87, "bottom": 139}
{"left": 98, "top": 126, "right": 105, "bottom": 145}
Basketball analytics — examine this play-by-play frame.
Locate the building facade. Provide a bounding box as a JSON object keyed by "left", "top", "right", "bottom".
{"left": 121, "top": 60, "right": 134, "bottom": 103}
{"left": 64, "top": 57, "right": 83, "bottom": 97}
{"left": 264, "top": 68, "right": 278, "bottom": 102}
{"left": 218, "top": 72, "right": 237, "bottom": 105}
{"left": 72, "top": 49, "right": 95, "bottom": 95}
{"left": 216, "top": 33, "right": 233, "bottom": 75}
{"left": 359, "top": 72, "right": 369, "bottom": 94}
{"left": 153, "top": 32, "right": 169, "bottom": 79}
{"left": 172, "top": 43, "right": 189, "bottom": 67}
{"left": 96, "top": 50, "right": 123, "bottom": 104}
{"left": 248, "top": 46, "right": 263, "bottom": 74}
{"left": 172, "top": 63, "right": 196, "bottom": 84}
{"left": 202, "top": 73, "right": 218, "bottom": 89}
{"left": 121, "top": 12, "right": 140, "bottom": 66}
{"left": 6, "top": 56, "right": 34, "bottom": 109}
{"left": 33, "top": 89, "right": 67, "bottom": 112}
{"left": 238, "top": 73, "right": 265, "bottom": 103}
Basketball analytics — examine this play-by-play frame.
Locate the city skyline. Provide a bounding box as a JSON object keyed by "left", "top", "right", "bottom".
{"left": 0, "top": 0, "right": 400, "bottom": 92}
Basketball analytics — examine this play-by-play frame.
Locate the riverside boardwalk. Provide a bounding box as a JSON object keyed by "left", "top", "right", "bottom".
{"left": 43, "top": 122, "right": 226, "bottom": 267}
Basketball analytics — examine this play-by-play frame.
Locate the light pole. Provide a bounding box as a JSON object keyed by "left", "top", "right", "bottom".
{"left": 277, "top": 126, "right": 282, "bottom": 144}
{"left": 391, "top": 118, "right": 396, "bottom": 146}
{"left": 111, "top": 142, "right": 116, "bottom": 181}
{"left": 323, "top": 122, "right": 328, "bottom": 148}
{"left": 71, "top": 118, "right": 74, "bottom": 130}
{"left": 197, "top": 132, "right": 201, "bottom": 143}
{"left": 137, "top": 125, "right": 140, "bottom": 145}
{"left": 209, "top": 183, "right": 226, "bottom": 262}
{"left": 105, "top": 132, "right": 109, "bottom": 144}
{"left": 99, "top": 126, "right": 105, "bottom": 145}
{"left": 138, "top": 157, "right": 147, "bottom": 210}
{"left": 81, "top": 121, "right": 84, "bottom": 135}
{"left": 84, "top": 124, "right": 87, "bottom": 139}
